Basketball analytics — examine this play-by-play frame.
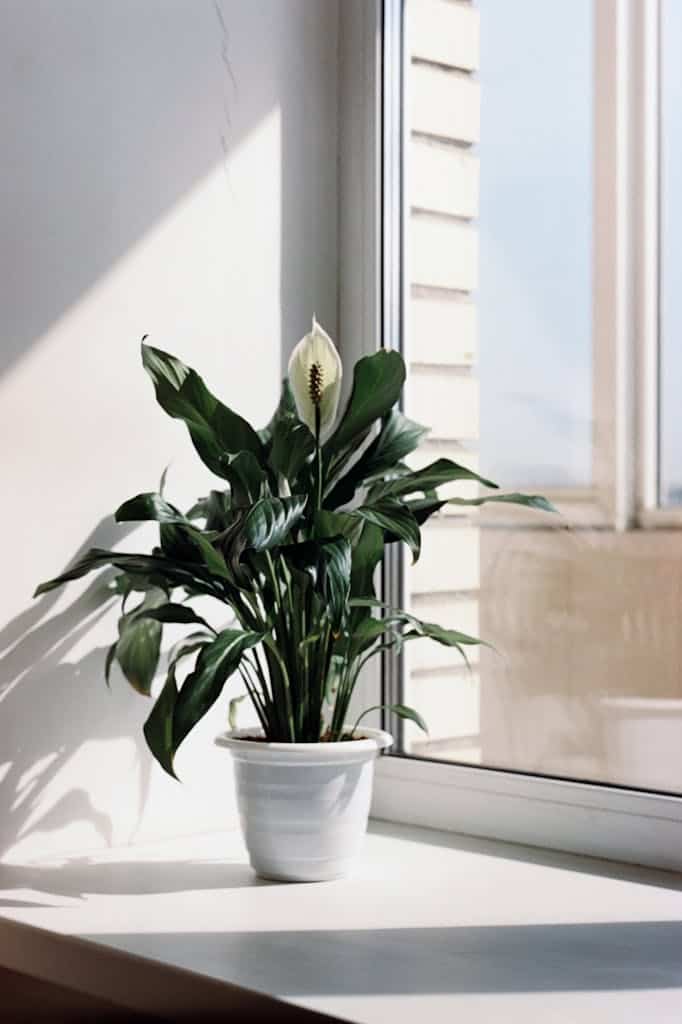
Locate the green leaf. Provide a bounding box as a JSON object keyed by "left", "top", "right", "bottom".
{"left": 325, "top": 350, "right": 406, "bottom": 456}
{"left": 228, "top": 693, "right": 248, "bottom": 730}
{"left": 283, "top": 534, "right": 352, "bottom": 631}
{"left": 186, "top": 490, "right": 232, "bottom": 530}
{"left": 353, "top": 702, "right": 428, "bottom": 736}
{"left": 387, "top": 703, "right": 428, "bottom": 734}
{"left": 115, "top": 492, "right": 231, "bottom": 580}
{"left": 347, "top": 597, "right": 487, "bottom": 668}
{"left": 443, "top": 492, "right": 558, "bottom": 514}
{"left": 167, "top": 633, "right": 213, "bottom": 673}
{"left": 269, "top": 417, "right": 315, "bottom": 484}
{"left": 259, "top": 378, "right": 297, "bottom": 446}
{"left": 325, "top": 409, "right": 429, "bottom": 509}
{"left": 353, "top": 498, "right": 421, "bottom": 563}
{"left": 36, "top": 548, "right": 230, "bottom": 607}
{"left": 405, "top": 497, "right": 448, "bottom": 525}
{"left": 317, "top": 536, "right": 351, "bottom": 630}
{"left": 34, "top": 549, "right": 120, "bottom": 597}
{"left": 143, "top": 665, "right": 180, "bottom": 779}
{"left": 379, "top": 458, "right": 499, "bottom": 499}
{"left": 314, "top": 509, "right": 362, "bottom": 542}
{"left": 240, "top": 495, "right": 308, "bottom": 553}
{"left": 115, "top": 591, "right": 165, "bottom": 696}
{"left": 116, "top": 492, "right": 185, "bottom": 526}
{"left": 219, "top": 451, "right": 267, "bottom": 506}
{"left": 172, "top": 629, "right": 263, "bottom": 754}
{"left": 349, "top": 521, "right": 384, "bottom": 596}
{"left": 347, "top": 522, "right": 385, "bottom": 634}
{"left": 133, "top": 603, "right": 214, "bottom": 632}
{"left": 403, "top": 618, "right": 483, "bottom": 650}
{"left": 104, "top": 642, "right": 117, "bottom": 687}
{"left": 348, "top": 617, "right": 399, "bottom": 658}
{"left": 141, "top": 341, "right": 263, "bottom": 477}
{"left": 406, "top": 491, "right": 558, "bottom": 523}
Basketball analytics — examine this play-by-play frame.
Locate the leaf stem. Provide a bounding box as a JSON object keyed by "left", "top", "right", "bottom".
{"left": 315, "top": 406, "right": 322, "bottom": 514}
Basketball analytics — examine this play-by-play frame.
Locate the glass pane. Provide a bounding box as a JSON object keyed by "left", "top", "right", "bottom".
{"left": 400, "top": 0, "right": 682, "bottom": 795}
{"left": 478, "top": 0, "right": 593, "bottom": 488}
{"left": 660, "top": 0, "right": 682, "bottom": 506}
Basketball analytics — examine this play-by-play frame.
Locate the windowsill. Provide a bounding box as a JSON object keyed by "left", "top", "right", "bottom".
{"left": 0, "top": 820, "right": 681, "bottom": 1023}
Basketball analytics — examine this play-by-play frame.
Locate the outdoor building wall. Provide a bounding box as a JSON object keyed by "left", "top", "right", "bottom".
{"left": 404, "top": 0, "right": 483, "bottom": 756}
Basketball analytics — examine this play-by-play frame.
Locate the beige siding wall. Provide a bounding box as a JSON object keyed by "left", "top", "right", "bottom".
{"left": 404, "top": 0, "right": 481, "bottom": 752}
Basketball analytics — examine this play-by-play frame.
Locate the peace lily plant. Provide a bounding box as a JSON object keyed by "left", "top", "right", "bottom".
{"left": 36, "top": 320, "right": 552, "bottom": 880}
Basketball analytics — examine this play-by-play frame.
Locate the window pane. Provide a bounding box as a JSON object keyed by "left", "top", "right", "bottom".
{"left": 478, "top": 0, "right": 593, "bottom": 488}
{"left": 661, "top": 0, "right": 682, "bottom": 506}
{"left": 400, "top": 0, "right": 682, "bottom": 795}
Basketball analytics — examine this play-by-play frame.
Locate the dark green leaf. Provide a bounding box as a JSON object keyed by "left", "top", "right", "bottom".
{"left": 349, "top": 523, "right": 384, "bottom": 599}
{"left": 348, "top": 522, "right": 385, "bottom": 633}
{"left": 315, "top": 509, "right": 362, "bottom": 543}
{"left": 353, "top": 498, "right": 421, "bottom": 563}
{"left": 35, "top": 549, "right": 121, "bottom": 597}
{"left": 133, "top": 603, "right": 214, "bottom": 631}
{"left": 167, "top": 633, "right": 213, "bottom": 673}
{"left": 443, "top": 492, "right": 558, "bottom": 514}
{"left": 325, "top": 409, "right": 429, "bottom": 509}
{"left": 403, "top": 618, "right": 483, "bottom": 649}
{"left": 240, "top": 495, "right": 308, "bottom": 553}
{"left": 269, "top": 417, "right": 315, "bottom": 484}
{"left": 259, "top": 378, "right": 297, "bottom": 446}
{"left": 35, "top": 548, "right": 225, "bottom": 601}
{"left": 407, "top": 491, "right": 558, "bottom": 520}
{"left": 143, "top": 665, "right": 180, "bottom": 779}
{"left": 382, "top": 703, "right": 428, "bottom": 735}
{"left": 348, "top": 597, "right": 487, "bottom": 668}
{"left": 282, "top": 533, "right": 352, "bottom": 631}
{"left": 406, "top": 497, "right": 447, "bottom": 525}
{"left": 219, "top": 451, "right": 267, "bottom": 506}
{"left": 348, "top": 617, "right": 399, "bottom": 659}
{"left": 317, "top": 537, "right": 351, "bottom": 630}
{"left": 141, "top": 341, "right": 263, "bottom": 476}
{"left": 116, "top": 492, "right": 231, "bottom": 580}
{"left": 172, "top": 629, "right": 263, "bottom": 754}
{"left": 354, "top": 702, "right": 428, "bottom": 735}
{"left": 186, "top": 490, "right": 232, "bottom": 530}
{"left": 325, "top": 350, "right": 406, "bottom": 455}
{"left": 116, "top": 492, "right": 185, "bottom": 526}
{"left": 116, "top": 591, "right": 165, "bottom": 696}
{"left": 104, "top": 642, "right": 117, "bottom": 687}
{"left": 379, "top": 458, "right": 499, "bottom": 499}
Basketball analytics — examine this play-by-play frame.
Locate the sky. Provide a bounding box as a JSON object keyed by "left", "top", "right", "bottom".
{"left": 477, "top": 0, "right": 682, "bottom": 499}
{"left": 477, "top": 0, "right": 593, "bottom": 489}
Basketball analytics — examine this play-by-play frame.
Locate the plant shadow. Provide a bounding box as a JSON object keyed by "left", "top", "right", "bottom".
{"left": 0, "top": 518, "right": 152, "bottom": 861}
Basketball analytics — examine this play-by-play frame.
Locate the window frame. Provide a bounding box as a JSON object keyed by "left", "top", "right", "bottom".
{"left": 338, "top": 0, "right": 682, "bottom": 872}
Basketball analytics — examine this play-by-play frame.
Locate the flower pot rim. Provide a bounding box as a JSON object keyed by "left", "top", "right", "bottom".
{"left": 215, "top": 726, "right": 393, "bottom": 755}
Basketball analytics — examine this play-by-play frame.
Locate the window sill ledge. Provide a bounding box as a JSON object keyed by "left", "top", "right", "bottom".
{"left": 0, "top": 821, "right": 681, "bottom": 1023}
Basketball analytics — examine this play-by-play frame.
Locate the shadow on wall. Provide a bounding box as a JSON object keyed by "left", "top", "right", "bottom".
{"left": 0, "top": 0, "right": 338, "bottom": 857}
{"left": 1, "top": 1, "right": 266, "bottom": 379}
{"left": 0, "top": 0, "right": 337, "bottom": 381}
{"left": 0, "top": 518, "right": 145, "bottom": 859}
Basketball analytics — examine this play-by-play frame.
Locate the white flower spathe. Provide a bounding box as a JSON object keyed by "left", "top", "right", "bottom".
{"left": 287, "top": 317, "right": 343, "bottom": 443}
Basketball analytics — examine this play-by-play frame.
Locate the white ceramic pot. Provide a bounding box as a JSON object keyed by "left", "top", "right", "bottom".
{"left": 215, "top": 728, "right": 393, "bottom": 882}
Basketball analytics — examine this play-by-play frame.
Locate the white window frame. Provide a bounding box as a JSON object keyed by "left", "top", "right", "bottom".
{"left": 338, "top": 0, "right": 682, "bottom": 872}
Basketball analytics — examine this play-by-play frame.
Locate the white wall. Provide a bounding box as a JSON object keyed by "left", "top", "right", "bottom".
{"left": 0, "top": 0, "right": 338, "bottom": 861}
